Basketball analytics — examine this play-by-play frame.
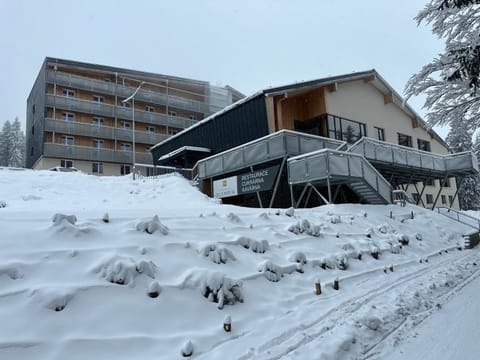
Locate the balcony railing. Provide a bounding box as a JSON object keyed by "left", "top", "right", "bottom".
{"left": 44, "top": 143, "right": 152, "bottom": 164}
{"left": 46, "top": 70, "right": 217, "bottom": 115}
{"left": 45, "top": 94, "right": 197, "bottom": 129}
{"left": 44, "top": 118, "right": 169, "bottom": 145}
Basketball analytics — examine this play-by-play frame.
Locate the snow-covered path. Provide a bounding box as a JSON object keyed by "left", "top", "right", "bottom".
{"left": 387, "top": 273, "right": 480, "bottom": 360}
{"left": 0, "top": 168, "right": 479, "bottom": 360}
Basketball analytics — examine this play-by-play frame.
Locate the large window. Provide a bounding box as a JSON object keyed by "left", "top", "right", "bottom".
{"left": 92, "top": 117, "right": 104, "bottom": 126}
{"left": 62, "top": 89, "right": 75, "bottom": 98}
{"left": 120, "top": 143, "right": 132, "bottom": 152}
{"left": 121, "top": 164, "right": 131, "bottom": 175}
{"left": 145, "top": 105, "right": 155, "bottom": 112}
{"left": 61, "top": 159, "right": 73, "bottom": 168}
{"left": 426, "top": 194, "right": 433, "bottom": 204}
{"left": 327, "top": 115, "right": 366, "bottom": 143}
{"left": 92, "top": 95, "right": 104, "bottom": 103}
{"left": 398, "top": 133, "right": 412, "bottom": 147}
{"left": 61, "top": 112, "right": 75, "bottom": 122}
{"left": 92, "top": 139, "right": 104, "bottom": 149}
{"left": 417, "top": 139, "right": 431, "bottom": 152}
{"left": 374, "top": 127, "right": 385, "bottom": 141}
{"left": 121, "top": 121, "right": 131, "bottom": 129}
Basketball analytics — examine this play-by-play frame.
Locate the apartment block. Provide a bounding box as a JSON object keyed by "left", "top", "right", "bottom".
{"left": 26, "top": 57, "right": 243, "bottom": 175}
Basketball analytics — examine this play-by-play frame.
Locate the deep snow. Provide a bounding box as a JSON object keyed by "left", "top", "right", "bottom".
{"left": 0, "top": 167, "right": 479, "bottom": 359}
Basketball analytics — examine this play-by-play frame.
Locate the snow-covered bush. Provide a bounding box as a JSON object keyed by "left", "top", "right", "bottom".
{"left": 360, "top": 315, "right": 382, "bottom": 331}
{"left": 336, "top": 256, "right": 349, "bottom": 270}
{"left": 378, "top": 223, "right": 390, "bottom": 234}
{"left": 102, "top": 212, "right": 109, "bottom": 223}
{"left": 0, "top": 200, "right": 6, "bottom": 208}
{"left": 258, "top": 212, "right": 270, "bottom": 220}
{"left": 371, "top": 246, "right": 380, "bottom": 259}
{"left": 285, "top": 207, "right": 295, "bottom": 217}
{"left": 200, "top": 244, "right": 236, "bottom": 264}
{"left": 329, "top": 215, "right": 341, "bottom": 224}
{"left": 257, "top": 261, "right": 297, "bottom": 282}
{"left": 231, "top": 236, "right": 269, "bottom": 253}
{"left": 287, "top": 220, "right": 321, "bottom": 237}
{"left": 289, "top": 251, "right": 307, "bottom": 264}
{"left": 365, "top": 227, "right": 373, "bottom": 238}
{"left": 227, "top": 212, "right": 241, "bottom": 223}
{"left": 415, "top": 233, "right": 423, "bottom": 241}
{"left": 398, "top": 234, "right": 410, "bottom": 246}
{"left": 136, "top": 215, "right": 168, "bottom": 235}
{"left": 201, "top": 273, "right": 243, "bottom": 309}
{"left": 31, "top": 289, "right": 73, "bottom": 312}
{"left": 0, "top": 264, "right": 22, "bottom": 280}
{"left": 52, "top": 213, "right": 77, "bottom": 225}
{"left": 93, "top": 255, "right": 156, "bottom": 285}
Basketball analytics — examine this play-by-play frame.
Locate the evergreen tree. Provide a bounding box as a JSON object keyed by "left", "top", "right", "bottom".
{"left": 446, "top": 118, "right": 480, "bottom": 209}
{"left": 0, "top": 118, "right": 25, "bottom": 168}
{"left": 405, "top": 0, "right": 480, "bottom": 130}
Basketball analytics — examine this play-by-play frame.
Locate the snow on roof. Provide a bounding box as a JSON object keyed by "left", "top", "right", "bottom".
{"left": 158, "top": 146, "right": 211, "bottom": 161}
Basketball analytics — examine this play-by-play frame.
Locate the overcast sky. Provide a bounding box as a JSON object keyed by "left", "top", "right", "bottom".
{"left": 0, "top": 0, "right": 446, "bottom": 136}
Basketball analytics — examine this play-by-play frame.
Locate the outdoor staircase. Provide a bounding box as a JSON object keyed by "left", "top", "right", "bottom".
{"left": 348, "top": 180, "right": 389, "bottom": 205}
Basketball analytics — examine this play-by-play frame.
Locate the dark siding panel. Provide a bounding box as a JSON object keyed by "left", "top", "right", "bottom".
{"left": 152, "top": 95, "right": 269, "bottom": 164}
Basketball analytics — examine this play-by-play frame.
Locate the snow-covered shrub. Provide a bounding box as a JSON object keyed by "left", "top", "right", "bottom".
{"left": 415, "top": 233, "right": 423, "bottom": 241}
{"left": 181, "top": 340, "right": 193, "bottom": 357}
{"left": 0, "top": 264, "right": 22, "bottom": 280}
{"left": 200, "top": 244, "right": 236, "bottom": 264}
{"left": 102, "top": 212, "right": 109, "bottom": 223}
{"left": 258, "top": 212, "right": 270, "bottom": 220}
{"left": 257, "top": 261, "right": 297, "bottom": 282}
{"left": 31, "top": 289, "right": 73, "bottom": 312}
{"left": 371, "top": 246, "right": 380, "bottom": 259}
{"left": 313, "top": 256, "right": 336, "bottom": 270}
{"left": 288, "top": 220, "right": 321, "bottom": 237}
{"left": 336, "top": 256, "right": 349, "bottom": 270}
{"left": 398, "top": 234, "right": 410, "bottom": 246}
{"left": 361, "top": 315, "right": 382, "bottom": 331}
{"left": 285, "top": 207, "right": 295, "bottom": 217}
{"left": 231, "top": 236, "right": 269, "bottom": 253}
{"left": 227, "top": 212, "right": 241, "bottom": 223}
{"left": 147, "top": 281, "right": 161, "bottom": 298}
{"left": 365, "top": 227, "right": 373, "bottom": 238}
{"left": 378, "top": 223, "right": 390, "bottom": 234}
{"left": 93, "top": 255, "right": 156, "bottom": 285}
{"left": 390, "top": 243, "right": 401, "bottom": 254}
{"left": 201, "top": 273, "right": 243, "bottom": 309}
{"left": 0, "top": 200, "right": 6, "bottom": 208}
{"left": 330, "top": 215, "right": 341, "bottom": 224}
{"left": 289, "top": 251, "right": 307, "bottom": 264}
{"left": 136, "top": 215, "right": 168, "bottom": 235}
{"left": 52, "top": 213, "right": 77, "bottom": 225}
{"left": 223, "top": 315, "right": 232, "bottom": 332}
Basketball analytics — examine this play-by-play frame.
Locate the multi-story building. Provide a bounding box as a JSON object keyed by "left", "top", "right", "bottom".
{"left": 151, "top": 70, "right": 478, "bottom": 210}
{"left": 26, "top": 57, "right": 243, "bottom": 175}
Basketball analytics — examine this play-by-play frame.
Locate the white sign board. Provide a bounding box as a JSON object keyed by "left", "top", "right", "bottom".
{"left": 213, "top": 176, "right": 238, "bottom": 198}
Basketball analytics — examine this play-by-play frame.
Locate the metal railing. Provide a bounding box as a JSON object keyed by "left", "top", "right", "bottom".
{"left": 45, "top": 94, "right": 197, "bottom": 129}
{"left": 44, "top": 143, "right": 152, "bottom": 164}
{"left": 46, "top": 70, "right": 223, "bottom": 115}
{"left": 195, "top": 130, "right": 346, "bottom": 180}
{"left": 348, "top": 137, "right": 478, "bottom": 174}
{"left": 436, "top": 206, "right": 480, "bottom": 230}
{"left": 44, "top": 118, "right": 169, "bottom": 145}
{"left": 288, "top": 148, "right": 392, "bottom": 203}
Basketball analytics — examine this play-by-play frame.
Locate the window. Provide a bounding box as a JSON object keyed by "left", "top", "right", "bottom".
{"left": 32, "top": 104, "right": 36, "bottom": 114}
{"left": 189, "top": 114, "right": 197, "bottom": 120}
{"left": 425, "top": 179, "right": 435, "bottom": 186}
{"left": 146, "top": 126, "right": 155, "bottom": 133}
{"left": 443, "top": 177, "right": 451, "bottom": 187}
{"left": 121, "top": 121, "right": 131, "bottom": 129}
{"left": 92, "top": 117, "right": 104, "bottom": 126}
{"left": 417, "top": 139, "right": 431, "bottom": 152}
{"left": 426, "top": 194, "right": 433, "bottom": 204}
{"left": 61, "top": 159, "right": 73, "bottom": 168}
{"left": 327, "top": 115, "right": 366, "bottom": 143}
{"left": 168, "top": 110, "right": 177, "bottom": 117}
{"left": 62, "top": 89, "right": 75, "bottom": 98}
{"left": 120, "top": 143, "right": 132, "bottom": 152}
{"left": 441, "top": 195, "right": 447, "bottom": 205}
{"left": 30, "top": 147, "right": 34, "bottom": 156}
{"left": 168, "top": 128, "right": 179, "bottom": 135}
{"left": 61, "top": 112, "right": 75, "bottom": 122}
{"left": 145, "top": 105, "right": 155, "bottom": 112}
{"left": 398, "top": 133, "right": 412, "bottom": 147}
{"left": 374, "top": 127, "right": 385, "bottom": 141}
{"left": 92, "top": 162, "right": 104, "bottom": 174}
{"left": 123, "top": 101, "right": 131, "bottom": 108}
{"left": 121, "top": 164, "right": 131, "bottom": 175}
{"left": 60, "top": 136, "right": 74, "bottom": 146}
{"left": 92, "top": 95, "right": 104, "bottom": 103}
{"left": 449, "top": 195, "right": 454, "bottom": 206}
{"left": 92, "top": 139, "right": 104, "bottom": 149}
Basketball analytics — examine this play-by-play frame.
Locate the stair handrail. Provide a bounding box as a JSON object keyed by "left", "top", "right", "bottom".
{"left": 436, "top": 206, "right": 480, "bottom": 230}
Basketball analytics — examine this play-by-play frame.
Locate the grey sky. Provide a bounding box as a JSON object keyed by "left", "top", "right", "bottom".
{"left": 0, "top": 0, "right": 444, "bottom": 135}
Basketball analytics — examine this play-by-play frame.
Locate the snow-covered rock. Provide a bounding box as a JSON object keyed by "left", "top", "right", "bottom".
{"left": 200, "top": 244, "right": 236, "bottom": 264}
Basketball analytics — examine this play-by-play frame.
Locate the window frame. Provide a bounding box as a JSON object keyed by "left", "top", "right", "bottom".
{"left": 374, "top": 127, "right": 385, "bottom": 141}
{"left": 60, "top": 159, "right": 73, "bottom": 168}
{"left": 417, "top": 138, "right": 431, "bottom": 152}
{"left": 92, "top": 162, "right": 104, "bottom": 174}
{"left": 92, "top": 139, "right": 104, "bottom": 149}
{"left": 61, "top": 112, "right": 75, "bottom": 122}
{"left": 92, "top": 95, "right": 105, "bottom": 103}
{"left": 62, "top": 89, "right": 75, "bottom": 98}
{"left": 60, "top": 135, "right": 74, "bottom": 146}
{"left": 398, "top": 133, "right": 413, "bottom": 147}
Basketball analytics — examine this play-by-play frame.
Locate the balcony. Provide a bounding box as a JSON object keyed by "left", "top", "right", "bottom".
{"left": 44, "top": 118, "right": 169, "bottom": 145}
{"left": 45, "top": 94, "right": 197, "bottom": 129}
{"left": 46, "top": 70, "right": 214, "bottom": 115}
{"left": 44, "top": 143, "right": 152, "bottom": 164}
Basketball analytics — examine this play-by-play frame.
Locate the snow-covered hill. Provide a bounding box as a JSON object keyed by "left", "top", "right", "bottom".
{"left": 0, "top": 168, "right": 479, "bottom": 360}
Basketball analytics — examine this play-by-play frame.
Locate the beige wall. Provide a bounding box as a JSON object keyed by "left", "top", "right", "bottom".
{"left": 325, "top": 79, "right": 459, "bottom": 209}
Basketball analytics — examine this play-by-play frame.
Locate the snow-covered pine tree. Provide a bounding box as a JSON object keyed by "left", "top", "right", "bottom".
{"left": 446, "top": 118, "right": 480, "bottom": 209}
{"left": 405, "top": 0, "right": 480, "bottom": 130}
{"left": 0, "top": 118, "right": 25, "bottom": 168}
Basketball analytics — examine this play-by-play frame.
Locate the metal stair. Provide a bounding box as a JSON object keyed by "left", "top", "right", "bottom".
{"left": 348, "top": 181, "right": 389, "bottom": 205}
